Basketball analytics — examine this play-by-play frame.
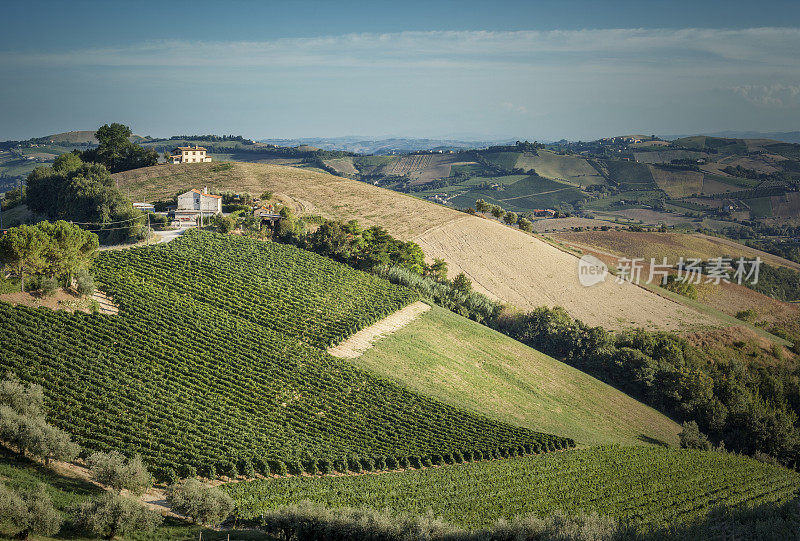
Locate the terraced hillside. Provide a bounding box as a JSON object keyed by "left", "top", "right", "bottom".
{"left": 226, "top": 446, "right": 800, "bottom": 531}
{"left": 0, "top": 231, "right": 567, "bottom": 478}
{"left": 113, "top": 162, "right": 718, "bottom": 331}
{"left": 348, "top": 304, "right": 681, "bottom": 446}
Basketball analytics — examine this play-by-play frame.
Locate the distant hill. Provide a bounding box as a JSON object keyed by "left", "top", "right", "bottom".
{"left": 259, "top": 137, "right": 513, "bottom": 154}
{"left": 664, "top": 131, "right": 800, "bottom": 144}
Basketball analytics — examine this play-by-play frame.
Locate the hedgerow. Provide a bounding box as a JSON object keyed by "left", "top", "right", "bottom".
{"left": 0, "top": 230, "right": 566, "bottom": 479}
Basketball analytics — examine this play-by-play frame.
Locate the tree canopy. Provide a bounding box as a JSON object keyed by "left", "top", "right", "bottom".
{"left": 25, "top": 155, "right": 144, "bottom": 244}
{"left": 78, "top": 123, "right": 158, "bottom": 173}
{"left": 0, "top": 221, "right": 98, "bottom": 291}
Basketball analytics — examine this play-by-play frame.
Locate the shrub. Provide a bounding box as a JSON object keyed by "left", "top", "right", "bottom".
{"left": 87, "top": 451, "right": 152, "bottom": 495}
{"left": 736, "top": 308, "right": 758, "bottom": 323}
{"left": 0, "top": 483, "right": 63, "bottom": 539}
{"left": 347, "top": 457, "right": 363, "bottom": 473}
{"left": 397, "top": 456, "right": 410, "bottom": 469}
{"left": 241, "top": 459, "right": 256, "bottom": 479}
{"left": 359, "top": 457, "right": 375, "bottom": 472}
{"left": 332, "top": 458, "right": 347, "bottom": 474}
{"left": 385, "top": 456, "right": 398, "bottom": 470}
{"left": 420, "top": 455, "right": 432, "bottom": 468}
{"left": 166, "top": 478, "right": 234, "bottom": 527}
{"left": 269, "top": 460, "right": 288, "bottom": 477}
{"left": 77, "top": 492, "right": 161, "bottom": 538}
{"left": 518, "top": 218, "right": 533, "bottom": 232}
{"left": 409, "top": 456, "right": 421, "bottom": 469}
{"left": 679, "top": 421, "right": 712, "bottom": 450}
{"left": 39, "top": 276, "right": 58, "bottom": 297}
{"left": 503, "top": 212, "right": 518, "bottom": 225}
{"left": 75, "top": 268, "right": 95, "bottom": 297}
{"left": 318, "top": 458, "right": 332, "bottom": 475}
{"left": 374, "top": 456, "right": 387, "bottom": 470}
{"left": 303, "top": 459, "right": 319, "bottom": 475}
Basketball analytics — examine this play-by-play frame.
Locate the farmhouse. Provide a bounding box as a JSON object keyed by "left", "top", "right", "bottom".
{"left": 173, "top": 188, "right": 222, "bottom": 223}
{"left": 170, "top": 145, "right": 212, "bottom": 164}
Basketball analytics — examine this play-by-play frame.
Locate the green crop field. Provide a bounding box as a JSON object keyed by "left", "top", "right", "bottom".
{"left": 351, "top": 305, "right": 680, "bottom": 446}
{"left": 605, "top": 161, "right": 658, "bottom": 191}
{"left": 0, "top": 231, "right": 567, "bottom": 480}
{"left": 746, "top": 196, "right": 774, "bottom": 218}
{"left": 226, "top": 446, "right": 800, "bottom": 530}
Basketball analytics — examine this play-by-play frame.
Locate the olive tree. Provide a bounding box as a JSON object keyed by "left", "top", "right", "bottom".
{"left": 87, "top": 451, "right": 152, "bottom": 495}
{"left": 77, "top": 492, "right": 161, "bottom": 539}
{"left": 0, "top": 374, "right": 79, "bottom": 464}
{"left": 166, "top": 478, "right": 234, "bottom": 527}
{"left": 0, "top": 483, "right": 63, "bottom": 539}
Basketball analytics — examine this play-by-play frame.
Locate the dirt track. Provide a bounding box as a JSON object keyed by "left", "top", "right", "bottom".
{"left": 328, "top": 301, "right": 431, "bottom": 358}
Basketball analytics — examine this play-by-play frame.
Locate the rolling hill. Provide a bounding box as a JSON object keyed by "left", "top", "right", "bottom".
{"left": 0, "top": 231, "right": 568, "bottom": 479}
{"left": 113, "top": 162, "right": 719, "bottom": 331}
{"left": 346, "top": 304, "right": 681, "bottom": 447}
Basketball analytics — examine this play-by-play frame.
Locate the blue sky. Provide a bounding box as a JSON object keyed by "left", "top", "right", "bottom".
{"left": 1, "top": 0, "right": 799, "bottom": 140}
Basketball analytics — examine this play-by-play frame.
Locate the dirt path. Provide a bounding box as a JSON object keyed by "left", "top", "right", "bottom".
{"left": 328, "top": 301, "right": 431, "bottom": 358}
{"left": 91, "top": 290, "right": 119, "bottom": 315}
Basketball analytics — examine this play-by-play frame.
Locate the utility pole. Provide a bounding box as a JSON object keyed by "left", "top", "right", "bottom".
{"left": 147, "top": 212, "right": 151, "bottom": 244}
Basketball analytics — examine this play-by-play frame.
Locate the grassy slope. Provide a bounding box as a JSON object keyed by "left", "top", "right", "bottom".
{"left": 351, "top": 304, "right": 680, "bottom": 447}
{"left": 226, "top": 446, "right": 800, "bottom": 530}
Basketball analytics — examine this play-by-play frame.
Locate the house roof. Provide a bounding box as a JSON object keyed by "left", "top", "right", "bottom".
{"left": 174, "top": 146, "right": 207, "bottom": 151}
{"left": 180, "top": 188, "right": 222, "bottom": 199}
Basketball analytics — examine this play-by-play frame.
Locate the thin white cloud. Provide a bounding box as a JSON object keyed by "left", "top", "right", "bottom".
{"left": 732, "top": 84, "right": 800, "bottom": 107}
{"left": 3, "top": 27, "right": 799, "bottom": 72}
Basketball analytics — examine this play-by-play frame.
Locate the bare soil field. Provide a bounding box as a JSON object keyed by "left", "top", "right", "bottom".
{"left": 718, "top": 154, "right": 782, "bottom": 174}
{"left": 770, "top": 191, "right": 800, "bottom": 219}
{"left": 407, "top": 155, "right": 454, "bottom": 185}
{"left": 693, "top": 280, "right": 800, "bottom": 324}
{"left": 387, "top": 154, "right": 432, "bottom": 176}
{"left": 323, "top": 157, "right": 358, "bottom": 175}
{"left": 701, "top": 177, "right": 740, "bottom": 195}
{"left": 649, "top": 167, "right": 703, "bottom": 198}
{"left": 0, "top": 288, "right": 95, "bottom": 313}
{"left": 552, "top": 230, "right": 800, "bottom": 271}
{"left": 115, "top": 163, "right": 718, "bottom": 331}
{"left": 414, "top": 216, "right": 714, "bottom": 331}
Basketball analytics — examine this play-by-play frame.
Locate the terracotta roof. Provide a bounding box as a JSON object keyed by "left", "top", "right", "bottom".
{"left": 187, "top": 188, "right": 222, "bottom": 199}
{"left": 174, "top": 146, "right": 207, "bottom": 151}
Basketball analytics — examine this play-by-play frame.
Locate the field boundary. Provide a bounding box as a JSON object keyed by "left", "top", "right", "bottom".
{"left": 328, "top": 301, "right": 431, "bottom": 358}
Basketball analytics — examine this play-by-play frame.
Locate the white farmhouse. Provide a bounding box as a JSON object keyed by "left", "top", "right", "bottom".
{"left": 170, "top": 145, "right": 212, "bottom": 164}
{"left": 174, "top": 188, "right": 222, "bottom": 224}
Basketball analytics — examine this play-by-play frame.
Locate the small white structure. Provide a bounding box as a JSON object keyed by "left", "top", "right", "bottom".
{"left": 170, "top": 145, "right": 212, "bottom": 164}
{"left": 174, "top": 188, "right": 222, "bottom": 224}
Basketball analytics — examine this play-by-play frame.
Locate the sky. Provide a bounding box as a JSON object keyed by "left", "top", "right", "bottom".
{"left": 1, "top": 0, "right": 799, "bottom": 141}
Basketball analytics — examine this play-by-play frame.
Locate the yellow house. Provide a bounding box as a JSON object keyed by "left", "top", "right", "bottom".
{"left": 170, "top": 145, "right": 212, "bottom": 164}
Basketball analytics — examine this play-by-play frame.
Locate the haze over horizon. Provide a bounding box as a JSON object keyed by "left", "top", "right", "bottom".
{"left": 2, "top": 0, "right": 799, "bottom": 141}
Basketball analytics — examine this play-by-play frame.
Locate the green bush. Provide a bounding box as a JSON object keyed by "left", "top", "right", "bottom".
{"left": 77, "top": 492, "right": 161, "bottom": 539}
{"left": 166, "top": 478, "right": 233, "bottom": 527}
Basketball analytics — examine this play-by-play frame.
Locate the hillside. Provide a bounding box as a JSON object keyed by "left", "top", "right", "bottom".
{"left": 0, "top": 231, "right": 567, "bottom": 479}
{"left": 227, "top": 446, "right": 800, "bottom": 531}
{"left": 347, "top": 304, "right": 680, "bottom": 446}
{"left": 113, "top": 162, "right": 718, "bottom": 331}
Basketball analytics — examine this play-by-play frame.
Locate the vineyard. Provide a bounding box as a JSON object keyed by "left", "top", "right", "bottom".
{"left": 0, "top": 231, "right": 568, "bottom": 479}
{"left": 226, "top": 446, "right": 800, "bottom": 531}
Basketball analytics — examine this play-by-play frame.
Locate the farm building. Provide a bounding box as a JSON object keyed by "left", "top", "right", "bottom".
{"left": 170, "top": 145, "right": 212, "bottom": 164}
{"left": 173, "top": 188, "right": 222, "bottom": 223}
